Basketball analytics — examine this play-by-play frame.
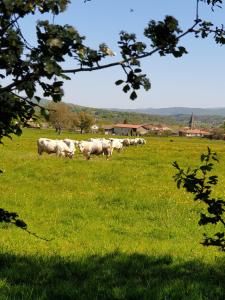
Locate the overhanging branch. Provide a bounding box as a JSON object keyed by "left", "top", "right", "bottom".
{"left": 0, "top": 20, "right": 200, "bottom": 94}
{"left": 62, "top": 20, "right": 201, "bottom": 74}
{"left": 0, "top": 74, "right": 35, "bottom": 94}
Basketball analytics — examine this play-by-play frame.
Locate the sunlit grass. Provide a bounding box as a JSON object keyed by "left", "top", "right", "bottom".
{"left": 0, "top": 129, "right": 225, "bottom": 299}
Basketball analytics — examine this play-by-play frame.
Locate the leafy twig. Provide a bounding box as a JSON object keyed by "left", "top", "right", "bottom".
{"left": 173, "top": 147, "right": 225, "bottom": 251}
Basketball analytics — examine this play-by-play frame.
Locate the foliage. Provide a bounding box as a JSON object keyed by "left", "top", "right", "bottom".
{"left": 144, "top": 16, "right": 187, "bottom": 57}
{"left": 48, "top": 101, "right": 73, "bottom": 134}
{"left": 173, "top": 147, "right": 225, "bottom": 251}
{"left": 0, "top": 94, "right": 35, "bottom": 142}
{"left": 76, "top": 111, "right": 94, "bottom": 133}
{"left": 0, "top": 0, "right": 72, "bottom": 140}
{"left": 209, "top": 127, "right": 225, "bottom": 140}
{"left": 53, "top": 101, "right": 225, "bottom": 128}
{"left": 219, "top": 121, "right": 225, "bottom": 130}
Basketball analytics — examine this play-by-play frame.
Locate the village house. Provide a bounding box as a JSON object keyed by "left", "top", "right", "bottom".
{"left": 90, "top": 124, "right": 99, "bottom": 133}
{"left": 25, "top": 118, "right": 41, "bottom": 129}
{"left": 101, "top": 125, "right": 114, "bottom": 135}
{"left": 178, "top": 128, "right": 211, "bottom": 137}
{"left": 178, "top": 113, "right": 211, "bottom": 137}
{"left": 142, "top": 124, "right": 172, "bottom": 135}
{"left": 113, "top": 124, "right": 148, "bottom": 136}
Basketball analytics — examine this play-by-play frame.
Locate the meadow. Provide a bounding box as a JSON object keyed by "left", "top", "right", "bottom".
{"left": 0, "top": 128, "right": 225, "bottom": 300}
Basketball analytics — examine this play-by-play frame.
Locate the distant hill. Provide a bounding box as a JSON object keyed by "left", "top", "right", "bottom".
{"left": 68, "top": 104, "right": 225, "bottom": 127}
{"left": 36, "top": 99, "right": 225, "bottom": 127}
{"left": 108, "top": 107, "right": 225, "bottom": 116}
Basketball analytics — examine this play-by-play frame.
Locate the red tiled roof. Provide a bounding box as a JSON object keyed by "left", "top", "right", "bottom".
{"left": 102, "top": 125, "right": 114, "bottom": 129}
{"left": 114, "top": 124, "right": 143, "bottom": 129}
{"left": 142, "top": 124, "right": 171, "bottom": 130}
{"left": 179, "top": 129, "right": 210, "bottom": 134}
{"left": 142, "top": 124, "right": 155, "bottom": 129}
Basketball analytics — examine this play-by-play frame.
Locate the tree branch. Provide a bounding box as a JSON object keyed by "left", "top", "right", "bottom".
{"left": 0, "top": 74, "right": 35, "bottom": 94}
{"left": 0, "top": 20, "right": 201, "bottom": 94}
{"left": 196, "top": 0, "right": 200, "bottom": 21}
{"left": 62, "top": 20, "right": 201, "bottom": 74}
{"left": 14, "top": 19, "right": 34, "bottom": 51}
{"left": 0, "top": 14, "right": 21, "bottom": 36}
{"left": 10, "top": 92, "right": 44, "bottom": 109}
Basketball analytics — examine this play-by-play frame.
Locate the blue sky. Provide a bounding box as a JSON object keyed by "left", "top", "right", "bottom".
{"left": 20, "top": 0, "right": 225, "bottom": 109}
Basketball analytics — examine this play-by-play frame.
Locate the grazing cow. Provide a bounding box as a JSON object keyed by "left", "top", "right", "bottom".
{"left": 64, "top": 139, "right": 80, "bottom": 147}
{"left": 110, "top": 138, "right": 123, "bottom": 153}
{"left": 129, "top": 138, "right": 138, "bottom": 146}
{"left": 37, "top": 138, "right": 74, "bottom": 158}
{"left": 134, "top": 138, "right": 143, "bottom": 145}
{"left": 139, "top": 138, "right": 146, "bottom": 144}
{"left": 63, "top": 139, "right": 76, "bottom": 156}
{"left": 88, "top": 138, "right": 107, "bottom": 143}
{"left": 78, "top": 140, "right": 112, "bottom": 160}
{"left": 123, "top": 139, "right": 130, "bottom": 147}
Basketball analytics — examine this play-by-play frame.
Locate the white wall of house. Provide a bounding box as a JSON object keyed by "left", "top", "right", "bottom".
{"left": 137, "top": 127, "right": 148, "bottom": 135}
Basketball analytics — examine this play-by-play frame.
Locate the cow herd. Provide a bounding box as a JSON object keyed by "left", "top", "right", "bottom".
{"left": 37, "top": 137, "right": 146, "bottom": 160}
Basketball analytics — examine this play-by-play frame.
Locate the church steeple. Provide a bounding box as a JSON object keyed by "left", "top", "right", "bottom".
{"left": 189, "top": 112, "right": 195, "bottom": 129}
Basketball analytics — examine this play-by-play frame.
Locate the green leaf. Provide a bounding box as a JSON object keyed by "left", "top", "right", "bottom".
{"left": 53, "top": 81, "right": 63, "bottom": 88}
{"left": 130, "top": 90, "right": 137, "bottom": 100}
{"left": 61, "top": 74, "right": 71, "bottom": 80}
{"left": 115, "top": 80, "right": 124, "bottom": 85}
{"left": 134, "top": 68, "right": 142, "bottom": 73}
{"left": 123, "top": 84, "right": 130, "bottom": 93}
{"left": 41, "top": 107, "right": 49, "bottom": 118}
{"left": 25, "top": 87, "right": 34, "bottom": 99}
{"left": 34, "top": 96, "right": 41, "bottom": 102}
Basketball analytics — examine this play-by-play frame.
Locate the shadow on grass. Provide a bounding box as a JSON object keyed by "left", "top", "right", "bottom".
{"left": 0, "top": 251, "right": 224, "bottom": 299}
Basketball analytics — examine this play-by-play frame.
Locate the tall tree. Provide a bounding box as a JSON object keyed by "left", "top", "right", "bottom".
{"left": 48, "top": 102, "right": 72, "bottom": 134}
{"left": 76, "top": 111, "right": 94, "bottom": 133}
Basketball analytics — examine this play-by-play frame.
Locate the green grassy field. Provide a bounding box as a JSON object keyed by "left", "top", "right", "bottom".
{"left": 0, "top": 129, "right": 225, "bottom": 299}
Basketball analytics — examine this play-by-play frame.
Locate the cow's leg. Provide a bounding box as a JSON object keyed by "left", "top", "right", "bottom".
{"left": 38, "top": 146, "right": 43, "bottom": 155}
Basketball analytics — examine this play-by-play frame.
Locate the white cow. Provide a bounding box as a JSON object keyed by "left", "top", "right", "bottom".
{"left": 129, "top": 138, "right": 139, "bottom": 146}
{"left": 37, "top": 138, "right": 74, "bottom": 158}
{"left": 88, "top": 138, "right": 107, "bottom": 142}
{"left": 110, "top": 138, "right": 123, "bottom": 153}
{"left": 63, "top": 139, "right": 76, "bottom": 156}
{"left": 138, "top": 138, "right": 146, "bottom": 144}
{"left": 78, "top": 140, "right": 112, "bottom": 160}
{"left": 65, "top": 139, "right": 80, "bottom": 146}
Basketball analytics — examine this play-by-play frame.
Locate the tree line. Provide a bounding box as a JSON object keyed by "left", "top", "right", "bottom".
{"left": 47, "top": 102, "right": 94, "bottom": 134}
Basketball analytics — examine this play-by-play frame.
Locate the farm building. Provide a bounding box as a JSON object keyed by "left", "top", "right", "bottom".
{"left": 178, "top": 128, "right": 211, "bottom": 137}
{"left": 25, "top": 118, "right": 41, "bottom": 129}
{"left": 101, "top": 125, "right": 114, "bottom": 135}
{"left": 113, "top": 124, "right": 148, "bottom": 136}
{"left": 91, "top": 124, "right": 99, "bottom": 133}
{"left": 179, "top": 113, "right": 211, "bottom": 137}
{"left": 142, "top": 124, "right": 172, "bottom": 135}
